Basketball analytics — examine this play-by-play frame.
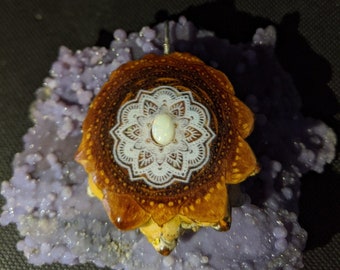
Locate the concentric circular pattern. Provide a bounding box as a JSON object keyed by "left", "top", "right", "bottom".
{"left": 75, "top": 52, "right": 259, "bottom": 254}
{"left": 110, "top": 85, "right": 217, "bottom": 188}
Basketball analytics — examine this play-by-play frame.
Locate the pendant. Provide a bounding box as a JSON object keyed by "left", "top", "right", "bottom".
{"left": 75, "top": 22, "right": 259, "bottom": 255}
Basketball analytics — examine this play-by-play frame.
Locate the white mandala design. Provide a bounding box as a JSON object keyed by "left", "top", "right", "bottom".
{"left": 110, "top": 86, "right": 215, "bottom": 188}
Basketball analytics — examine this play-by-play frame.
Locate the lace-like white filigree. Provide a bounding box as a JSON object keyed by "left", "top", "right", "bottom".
{"left": 110, "top": 86, "right": 215, "bottom": 188}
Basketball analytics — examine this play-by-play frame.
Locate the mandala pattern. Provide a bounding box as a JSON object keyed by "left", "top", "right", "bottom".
{"left": 110, "top": 86, "right": 215, "bottom": 188}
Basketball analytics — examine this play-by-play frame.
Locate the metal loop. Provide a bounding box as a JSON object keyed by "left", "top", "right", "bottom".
{"left": 163, "top": 21, "right": 170, "bottom": 54}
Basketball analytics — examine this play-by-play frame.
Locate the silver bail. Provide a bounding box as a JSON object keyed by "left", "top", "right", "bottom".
{"left": 163, "top": 21, "right": 170, "bottom": 55}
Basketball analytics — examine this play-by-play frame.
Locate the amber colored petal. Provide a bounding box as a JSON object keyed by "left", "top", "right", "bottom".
{"left": 148, "top": 202, "right": 181, "bottom": 227}
{"left": 179, "top": 179, "right": 229, "bottom": 228}
{"left": 102, "top": 192, "right": 151, "bottom": 230}
{"left": 205, "top": 65, "right": 235, "bottom": 95}
{"left": 231, "top": 96, "right": 255, "bottom": 138}
{"left": 75, "top": 142, "right": 95, "bottom": 176}
{"left": 224, "top": 135, "right": 259, "bottom": 184}
{"left": 87, "top": 174, "right": 103, "bottom": 199}
{"left": 166, "top": 52, "right": 203, "bottom": 65}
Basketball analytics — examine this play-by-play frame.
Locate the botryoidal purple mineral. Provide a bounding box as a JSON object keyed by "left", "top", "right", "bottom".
{"left": 0, "top": 17, "right": 336, "bottom": 269}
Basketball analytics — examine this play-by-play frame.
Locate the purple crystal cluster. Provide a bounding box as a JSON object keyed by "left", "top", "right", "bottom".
{"left": 0, "top": 17, "right": 336, "bottom": 269}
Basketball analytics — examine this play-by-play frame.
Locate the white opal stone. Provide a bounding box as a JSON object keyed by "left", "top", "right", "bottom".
{"left": 152, "top": 113, "right": 175, "bottom": 145}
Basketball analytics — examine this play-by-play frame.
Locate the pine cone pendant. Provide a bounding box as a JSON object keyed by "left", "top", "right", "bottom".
{"left": 75, "top": 52, "right": 259, "bottom": 255}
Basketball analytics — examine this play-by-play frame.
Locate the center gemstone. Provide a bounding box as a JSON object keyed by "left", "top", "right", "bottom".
{"left": 110, "top": 86, "right": 216, "bottom": 188}
{"left": 151, "top": 113, "right": 175, "bottom": 146}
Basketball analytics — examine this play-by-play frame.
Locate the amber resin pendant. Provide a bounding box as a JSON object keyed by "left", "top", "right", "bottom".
{"left": 75, "top": 51, "right": 259, "bottom": 255}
